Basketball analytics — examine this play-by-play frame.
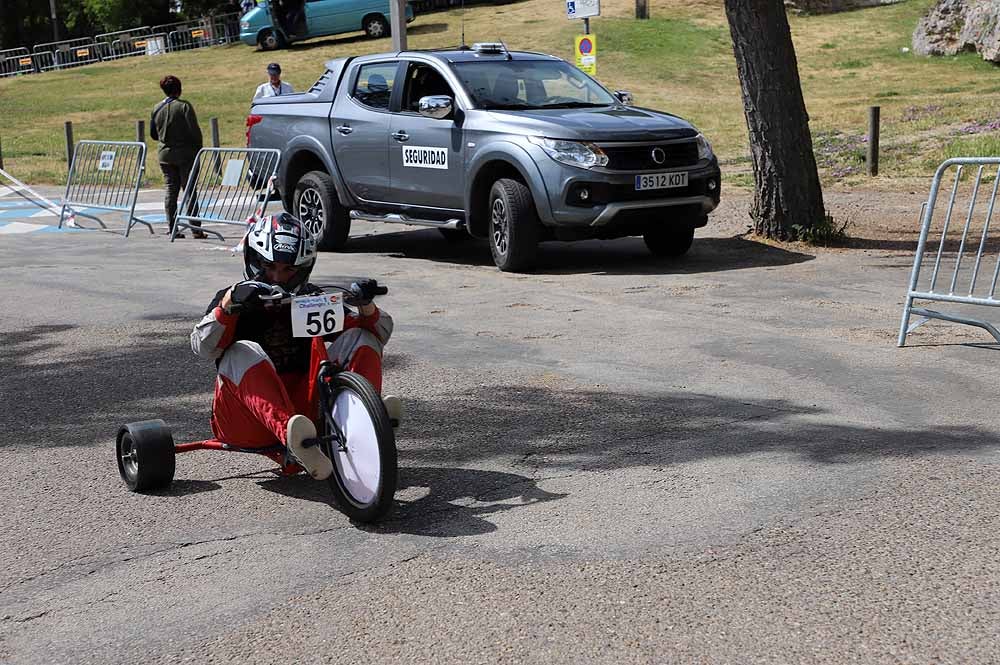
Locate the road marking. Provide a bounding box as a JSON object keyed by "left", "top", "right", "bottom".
{"left": 0, "top": 221, "right": 86, "bottom": 234}
{"left": 0, "top": 184, "right": 29, "bottom": 198}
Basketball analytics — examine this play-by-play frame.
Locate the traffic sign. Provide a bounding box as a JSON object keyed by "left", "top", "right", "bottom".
{"left": 575, "top": 34, "right": 597, "bottom": 75}
{"left": 567, "top": 0, "right": 600, "bottom": 20}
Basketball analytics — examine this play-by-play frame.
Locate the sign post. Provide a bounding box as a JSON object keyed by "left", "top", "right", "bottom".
{"left": 567, "top": 0, "right": 599, "bottom": 68}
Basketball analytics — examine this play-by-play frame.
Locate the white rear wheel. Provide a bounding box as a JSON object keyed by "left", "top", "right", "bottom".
{"left": 323, "top": 371, "right": 397, "bottom": 522}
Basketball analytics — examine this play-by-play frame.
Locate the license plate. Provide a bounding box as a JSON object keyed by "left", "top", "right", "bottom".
{"left": 635, "top": 172, "right": 688, "bottom": 191}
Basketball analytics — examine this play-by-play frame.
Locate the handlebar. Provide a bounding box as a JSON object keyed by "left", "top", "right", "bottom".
{"left": 228, "top": 279, "right": 387, "bottom": 314}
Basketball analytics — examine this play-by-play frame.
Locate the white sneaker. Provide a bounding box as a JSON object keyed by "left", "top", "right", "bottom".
{"left": 286, "top": 415, "right": 332, "bottom": 480}
{"left": 383, "top": 394, "right": 402, "bottom": 428}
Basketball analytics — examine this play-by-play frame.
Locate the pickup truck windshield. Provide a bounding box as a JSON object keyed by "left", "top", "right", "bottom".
{"left": 452, "top": 60, "right": 616, "bottom": 110}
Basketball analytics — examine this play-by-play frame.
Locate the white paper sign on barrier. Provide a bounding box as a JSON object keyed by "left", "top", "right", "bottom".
{"left": 222, "top": 159, "right": 244, "bottom": 186}
{"left": 98, "top": 151, "right": 116, "bottom": 171}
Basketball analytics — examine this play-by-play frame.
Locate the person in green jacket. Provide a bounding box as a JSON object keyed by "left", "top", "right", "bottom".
{"left": 150, "top": 75, "right": 206, "bottom": 239}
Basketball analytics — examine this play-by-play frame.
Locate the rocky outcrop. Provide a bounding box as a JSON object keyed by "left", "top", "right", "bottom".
{"left": 785, "top": 0, "right": 905, "bottom": 14}
{"left": 913, "top": 0, "right": 1000, "bottom": 63}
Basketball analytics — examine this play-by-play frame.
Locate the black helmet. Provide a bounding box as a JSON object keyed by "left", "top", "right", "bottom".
{"left": 243, "top": 212, "right": 317, "bottom": 293}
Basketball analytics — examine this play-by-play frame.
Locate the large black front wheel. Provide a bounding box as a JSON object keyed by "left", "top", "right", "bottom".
{"left": 294, "top": 170, "right": 351, "bottom": 251}
{"left": 116, "top": 420, "right": 175, "bottom": 492}
{"left": 322, "top": 371, "right": 397, "bottom": 523}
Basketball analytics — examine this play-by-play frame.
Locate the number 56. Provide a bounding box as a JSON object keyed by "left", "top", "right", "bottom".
{"left": 305, "top": 310, "right": 337, "bottom": 335}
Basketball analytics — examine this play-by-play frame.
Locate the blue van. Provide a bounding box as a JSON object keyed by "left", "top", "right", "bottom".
{"left": 240, "top": 0, "right": 415, "bottom": 50}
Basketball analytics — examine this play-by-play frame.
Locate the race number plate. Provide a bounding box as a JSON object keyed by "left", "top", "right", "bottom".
{"left": 635, "top": 172, "right": 688, "bottom": 191}
{"left": 291, "top": 293, "right": 344, "bottom": 338}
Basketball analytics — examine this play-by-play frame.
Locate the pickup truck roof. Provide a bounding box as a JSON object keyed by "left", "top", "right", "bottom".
{"left": 321, "top": 47, "right": 560, "bottom": 72}
{"left": 248, "top": 48, "right": 573, "bottom": 106}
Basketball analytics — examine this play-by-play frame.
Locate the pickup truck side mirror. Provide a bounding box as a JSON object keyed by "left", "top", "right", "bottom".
{"left": 418, "top": 95, "right": 453, "bottom": 120}
{"left": 614, "top": 90, "right": 634, "bottom": 106}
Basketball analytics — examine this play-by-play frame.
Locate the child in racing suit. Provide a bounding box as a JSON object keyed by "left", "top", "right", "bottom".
{"left": 190, "top": 212, "right": 395, "bottom": 480}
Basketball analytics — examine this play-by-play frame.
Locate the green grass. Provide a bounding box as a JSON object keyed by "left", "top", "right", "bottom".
{"left": 937, "top": 134, "right": 1000, "bottom": 161}
{"left": 1, "top": 0, "right": 999, "bottom": 188}
{"left": 834, "top": 59, "right": 871, "bottom": 69}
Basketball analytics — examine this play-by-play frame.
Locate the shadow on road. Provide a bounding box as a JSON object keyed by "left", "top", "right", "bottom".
{"left": 399, "top": 384, "right": 999, "bottom": 469}
{"left": 346, "top": 228, "right": 815, "bottom": 275}
{"left": 4, "top": 324, "right": 997, "bottom": 469}
{"left": 256, "top": 465, "right": 565, "bottom": 537}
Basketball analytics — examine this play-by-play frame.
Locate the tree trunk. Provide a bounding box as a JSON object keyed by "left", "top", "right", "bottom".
{"left": 723, "top": 0, "right": 825, "bottom": 239}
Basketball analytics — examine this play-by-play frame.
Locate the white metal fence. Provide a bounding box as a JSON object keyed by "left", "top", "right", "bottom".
{"left": 58, "top": 140, "right": 151, "bottom": 237}
{"left": 171, "top": 148, "right": 281, "bottom": 241}
{"left": 899, "top": 157, "right": 1000, "bottom": 346}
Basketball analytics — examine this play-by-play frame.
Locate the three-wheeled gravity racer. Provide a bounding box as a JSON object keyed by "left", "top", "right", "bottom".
{"left": 115, "top": 280, "right": 397, "bottom": 523}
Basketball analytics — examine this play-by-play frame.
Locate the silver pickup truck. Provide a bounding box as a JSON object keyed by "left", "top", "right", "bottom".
{"left": 248, "top": 42, "right": 721, "bottom": 271}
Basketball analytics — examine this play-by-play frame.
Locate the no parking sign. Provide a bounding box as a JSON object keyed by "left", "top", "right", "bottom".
{"left": 575, "top": 34, "right": 597, "bottom": 76}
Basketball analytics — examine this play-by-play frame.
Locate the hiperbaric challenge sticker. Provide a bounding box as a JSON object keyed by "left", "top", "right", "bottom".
{"left": 402, "top": 146, "right": 448, "bottom": 169}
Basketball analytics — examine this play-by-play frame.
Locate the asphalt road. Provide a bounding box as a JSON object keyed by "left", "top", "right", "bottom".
{"left": 1, "top": 200, "right": 998, "bottom": 664}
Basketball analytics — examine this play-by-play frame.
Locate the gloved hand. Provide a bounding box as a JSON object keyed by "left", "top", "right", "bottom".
{"left": 228, "top": 280, "right": 276, "bottom": 312}
{"left": 345, "top": 278, "right": 381, "bottom": 307}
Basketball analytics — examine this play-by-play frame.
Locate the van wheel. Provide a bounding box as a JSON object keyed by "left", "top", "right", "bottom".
{"left": 489, "top": 178, "right": 539, "bottom": 272}
{"left": 258, "top": 29, "right": 283, "bottom": 51}
{"left": 294, "top": 171, "right": 350, "bottom": 251}
{"left": 363, "top": 14, "right": 390, "bottom": 39}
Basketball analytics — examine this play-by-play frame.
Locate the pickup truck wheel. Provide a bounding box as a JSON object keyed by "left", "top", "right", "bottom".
{"left": 294, "top": 171, "right": 350, "bottom": 251}
{"left": 643, "top": 225, "right": 695, "bottom": 258}
{"left": 489, "top": 178, "right": 539, "bottom": 272}
{"left": 363, "top": 14, "right": 390, "bottom": 39}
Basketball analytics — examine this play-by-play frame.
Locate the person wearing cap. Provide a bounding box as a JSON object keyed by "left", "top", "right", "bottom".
{"left": 253, "top": 63, "right": 294, "bottom": 100}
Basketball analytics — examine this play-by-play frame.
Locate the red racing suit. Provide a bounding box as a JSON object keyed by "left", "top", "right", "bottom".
{"left": 190, "top": 284, "right": 393, "bottom": 448}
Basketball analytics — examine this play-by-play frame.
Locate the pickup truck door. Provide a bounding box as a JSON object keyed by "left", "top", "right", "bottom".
{"left": 330, "top": 60, "right": 401, "bottom": 203}
{"left": 387, "top": 61, "right": 465, "bottom": 212}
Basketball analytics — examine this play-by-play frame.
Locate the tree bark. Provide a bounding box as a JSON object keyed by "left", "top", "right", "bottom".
{"left": 723, "top": 0, "right": 825, "bottom": 239}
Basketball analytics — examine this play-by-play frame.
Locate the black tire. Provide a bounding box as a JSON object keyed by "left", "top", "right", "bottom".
{"left": 438, "top": 228, "right": 469, "bottom": 243}
{"left": 116, "top": 420, "right": 175, "bottom": 492}
{"left": 643, "top": 225, "right": 695, "bottom": 258}
{"left": 363, "top": 14, "right": 390, "bottom": 39}
{"left": 258, "top": 29, "right": 283, "bottom": 51}
{"left": 488, "top": 178, "right": 539, "bottom": 272}
{"left": 322, "top": 371, "right": 398, "bottom": 523}
{"left": 294, "top": 170, "right": 351, "bottom": 251}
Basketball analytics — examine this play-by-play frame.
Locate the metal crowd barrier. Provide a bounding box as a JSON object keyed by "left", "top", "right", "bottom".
{"left": 5, "top": 11, "right": 242, "bottom": 77}
{"left": 58, "top": 141, "right": 151, "bottom": 237}
{"left": 0, "top": 48, "right": 35, "bottom": 78}
{"left": 94, "top": 27, "right": 153, "bottom": 60}
{"left": 212, "top": 12, "right": 242, "bottom": 44}
{"left": 172, "top": 148, "right": 281, "bottom": 241}
{"left": 155, "top": 12, "right": 241, "bottom": 53}
{"left": 33, "top": 38, "right": 101, "bottom": 71}
{"left": 31, "top": 51, "right": 55, "bottom": 72}
{"left": 898, "top": 157, "right": 1000, "bottom": 346}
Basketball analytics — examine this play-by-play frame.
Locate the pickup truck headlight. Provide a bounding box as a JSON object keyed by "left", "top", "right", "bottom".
{"left": 696, "top": 133, "right": 714, "bottom": 161}
{"left": 240, "top": 21, "right": 250, "bottom": 29}
{"left": 528, "top": 136, "right": 608, "bottom": 169}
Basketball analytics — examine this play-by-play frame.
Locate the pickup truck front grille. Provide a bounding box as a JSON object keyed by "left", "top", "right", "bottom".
{"left": 601, "top": 141, "right": 699, "bottom": 171}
